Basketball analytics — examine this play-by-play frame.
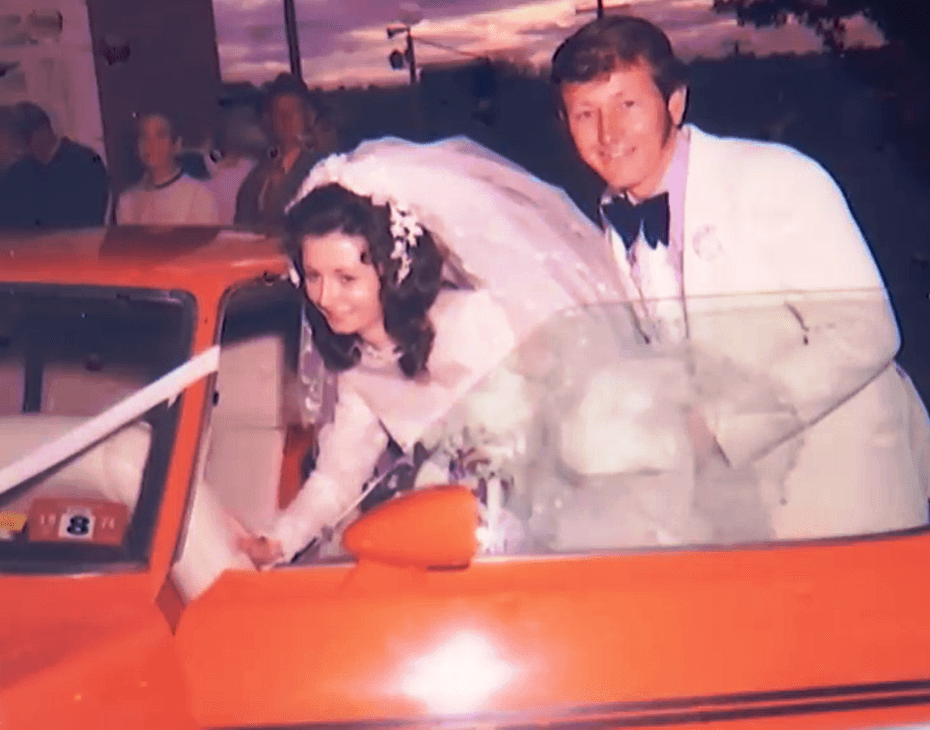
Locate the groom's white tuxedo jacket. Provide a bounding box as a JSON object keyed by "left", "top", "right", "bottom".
{"left": 606, "top": 124, "right": 929, "bottom": 540}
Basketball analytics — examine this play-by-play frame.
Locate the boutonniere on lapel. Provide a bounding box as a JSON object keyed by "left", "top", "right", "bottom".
{"left": 692, "top": 224, "right": 722, "bottom": 261}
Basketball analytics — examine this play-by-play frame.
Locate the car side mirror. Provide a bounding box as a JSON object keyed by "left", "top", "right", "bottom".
{"left": 342, "top": 485, "right": 478, "bottom": 569}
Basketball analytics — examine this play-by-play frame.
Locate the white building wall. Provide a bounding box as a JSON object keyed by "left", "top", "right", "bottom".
{"left": 0, "top": 0, "right": 106, "bottom": 160}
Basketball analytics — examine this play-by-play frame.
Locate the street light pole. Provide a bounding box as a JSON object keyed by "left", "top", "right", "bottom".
{"left": 405, "top": 28, "right": 417, "bottom": 85}
{"left": 283, "top": 0, "right": 302, "bottom": 79}
{"left": 388, "top": 24, "right": 419, "bottom": 84}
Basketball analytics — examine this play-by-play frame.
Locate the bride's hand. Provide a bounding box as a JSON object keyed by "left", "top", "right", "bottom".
{"left": 237, "top": 533, "right": 285, "bottom": 569}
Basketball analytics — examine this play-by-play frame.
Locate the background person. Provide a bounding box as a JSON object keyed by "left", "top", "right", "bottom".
{"left": 234, "top": 73, "right": 338, "bottom": 228}
{"left": 203, "top": 116, "right": 260, "bottom": 226}
{"left": 114, "top": 110, "right": 219, "bottom": 226}
{"left": 2, "top": 101, "right": 109, "bottom": 229}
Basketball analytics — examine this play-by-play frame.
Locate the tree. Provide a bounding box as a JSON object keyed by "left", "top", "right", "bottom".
{"left": 712, "top": 0, "right": 930, "bottom": 58}
{"left": 714, "top": 0, "right": 930, "bottom": 180}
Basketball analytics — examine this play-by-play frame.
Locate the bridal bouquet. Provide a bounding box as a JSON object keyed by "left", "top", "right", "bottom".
{"left": 416, "top": 363, "right": 536, "bottom": 553}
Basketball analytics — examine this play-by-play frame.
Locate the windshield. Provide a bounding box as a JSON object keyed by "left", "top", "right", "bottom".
{"left": 0, "top": 285, "right": 194, "bottom": 572}
{"left": 410, "top": 288, "right": 930, "bottom": 555}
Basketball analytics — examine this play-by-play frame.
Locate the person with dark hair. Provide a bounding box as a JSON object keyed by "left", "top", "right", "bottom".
{"left": 114, "top": 110, "right": 218, "bottom": 225}
{"left": 1, "top": 101, "right": 109, "bottom": 229}
{"left": 550, "top": 15, "right": 930, "bottom": 539}
{"left": 238, "top": 182, "right": 516, "bottom": 566}
{"left": 229, "top": 132, "right": 636, "bottom": 568}
{"left": 287, "top": 184, "right": 447, "bottom": 379}
{"left": 234, "top": 73, "right": 338, "bottom": 228}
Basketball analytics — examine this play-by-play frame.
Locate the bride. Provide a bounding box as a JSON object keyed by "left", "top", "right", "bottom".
{"left": 235, "top": 137, "right": 641, "bottom": 567}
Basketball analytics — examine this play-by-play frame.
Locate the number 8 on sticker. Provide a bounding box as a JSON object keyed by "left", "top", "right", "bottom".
{"left": 58, "top": 509, "right": 95, "bottom": 540}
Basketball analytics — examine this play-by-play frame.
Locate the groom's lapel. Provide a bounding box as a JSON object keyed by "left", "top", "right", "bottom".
{"left": 682, "top": 126, "right": 731, "bottom": 318}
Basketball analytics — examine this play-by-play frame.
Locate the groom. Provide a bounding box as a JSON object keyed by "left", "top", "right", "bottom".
{"left": 550, "top": 15, "right": 930, "bottom": 540}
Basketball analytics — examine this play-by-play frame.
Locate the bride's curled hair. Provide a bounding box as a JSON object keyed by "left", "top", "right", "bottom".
{"left": 285, "top": 183, "right": 444, "bottom": 378}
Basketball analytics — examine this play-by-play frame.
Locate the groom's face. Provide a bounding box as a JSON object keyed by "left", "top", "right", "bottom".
{"left": 561, "top": 59, "right": 686, "bottom": 200}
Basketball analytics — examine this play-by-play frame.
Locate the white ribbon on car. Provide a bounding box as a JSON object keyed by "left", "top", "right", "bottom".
{"left": 0, "top": 346, "right": 221, "bottom": 496}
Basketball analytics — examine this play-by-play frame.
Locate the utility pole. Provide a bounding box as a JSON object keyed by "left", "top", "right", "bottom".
{"left": 404, "top": 27, "right": 417, "bottom": 85}
{"left": 283, "top": 0, "right": 302, "bottom": 79}
{"left": 387, "top": 24, "right": 418, "bottom": 85}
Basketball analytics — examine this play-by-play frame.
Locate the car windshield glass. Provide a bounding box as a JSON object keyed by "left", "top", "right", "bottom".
{"left": 0, "top": 285, "right": 193, "bottom": 572}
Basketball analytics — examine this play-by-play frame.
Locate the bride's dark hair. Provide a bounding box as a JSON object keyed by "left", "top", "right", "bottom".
{"left": 285, "top": 183, "right": 444, "bottom": 378}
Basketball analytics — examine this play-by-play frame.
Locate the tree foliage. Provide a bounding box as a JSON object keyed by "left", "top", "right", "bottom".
{"left": 712, "top": 0, "right": 930, "bottom": 57}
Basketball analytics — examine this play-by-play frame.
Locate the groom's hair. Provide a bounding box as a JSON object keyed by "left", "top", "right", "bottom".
{"left": 550, "top": 15, "right": 687, "bottom": 102}
{"left": 285, "top": 183, "right": 444, "bottom": 379}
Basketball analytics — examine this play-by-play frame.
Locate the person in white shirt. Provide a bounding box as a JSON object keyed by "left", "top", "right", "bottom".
{"left": 551, "top": 15, "right": 930, "bottom": 540}
{"left": 205, "top": 150, "right": 255, "bottom": 227}
{"left": 201, "top": 116, "right": 260, "bottom": 226}
{"left": 115, "top": 111, "right": 219, "bottom": 226}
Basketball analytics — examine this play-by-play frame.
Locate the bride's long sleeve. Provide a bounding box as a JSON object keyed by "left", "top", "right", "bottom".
{"left": 267, "top": 382, "right": 388, "bottom": 561}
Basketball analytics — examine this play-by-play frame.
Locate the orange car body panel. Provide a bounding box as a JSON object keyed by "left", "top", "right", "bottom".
{"left": 175, "top": 530, "right": 930, "bottom": 729}
{"left": 2, "top": 227, "right": 930, "bottom": 730}
{"left": 0, "top": 227, "right": 288, "bottom": 729}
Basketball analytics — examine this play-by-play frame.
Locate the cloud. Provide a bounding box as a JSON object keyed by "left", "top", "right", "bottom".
{"left": 214, "top": 0, "right": 886, "bottom": 88}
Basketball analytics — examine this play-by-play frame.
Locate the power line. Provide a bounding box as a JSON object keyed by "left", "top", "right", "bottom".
{"left": 414, "top": 37, "right": 486, "bottom": 60}
{"left": 576, "top": 2, "right": 631, "bottom": 17}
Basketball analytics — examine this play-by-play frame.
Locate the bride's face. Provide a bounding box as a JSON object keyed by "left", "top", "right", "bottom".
{"left": 301, "top": 230, "right": 385, "bottom": 340}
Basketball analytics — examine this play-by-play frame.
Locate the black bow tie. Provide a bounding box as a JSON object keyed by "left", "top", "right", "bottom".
{"left": 601, "top": 192, "right": 670, "bottom": 252}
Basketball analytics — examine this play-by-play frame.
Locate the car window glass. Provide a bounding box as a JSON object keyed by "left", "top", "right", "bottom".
{"left": 0, "top": 286, "right": 192, "bottom": 570}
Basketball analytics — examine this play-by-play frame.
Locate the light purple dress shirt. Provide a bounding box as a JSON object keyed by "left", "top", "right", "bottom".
{"left": 600, "top": 127, "right": 691, "bottom": 342}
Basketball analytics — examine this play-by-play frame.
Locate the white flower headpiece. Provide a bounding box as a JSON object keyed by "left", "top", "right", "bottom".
{"left": 388, "top": 204, "right": 422, "bottom": 284}
{"left": 286, "top": 151, "right": 424, "bottom": 285}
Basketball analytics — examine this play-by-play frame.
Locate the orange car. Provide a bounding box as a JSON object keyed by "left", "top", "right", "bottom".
{"left": 2, "top": 225, "right": 930, "bottom": 730}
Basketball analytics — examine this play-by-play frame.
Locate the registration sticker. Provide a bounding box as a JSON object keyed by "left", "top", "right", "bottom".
{"left": 27, "top": 498, "right": 129, "bottom": 546}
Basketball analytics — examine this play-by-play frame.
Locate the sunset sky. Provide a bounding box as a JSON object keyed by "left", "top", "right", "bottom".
{"left": 212, "top": 0, "right": 886, "bottom": 89}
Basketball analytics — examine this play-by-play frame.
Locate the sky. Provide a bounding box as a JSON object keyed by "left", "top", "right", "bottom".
{"left": 212, "top": 0, "right": 886, "bottom": 89}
